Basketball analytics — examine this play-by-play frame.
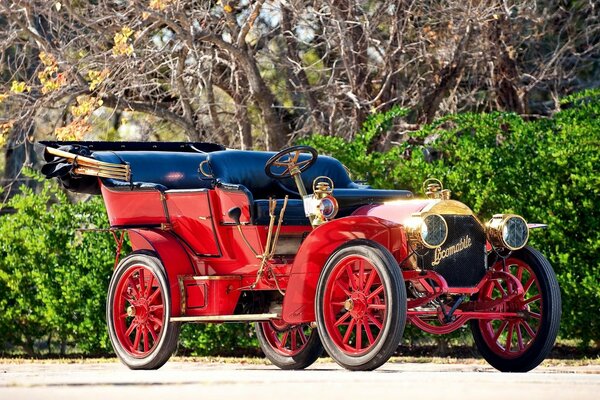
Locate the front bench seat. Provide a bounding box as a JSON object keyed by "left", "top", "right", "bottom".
{"left": 206, "top": 150, "right": 413, "bottom": 225}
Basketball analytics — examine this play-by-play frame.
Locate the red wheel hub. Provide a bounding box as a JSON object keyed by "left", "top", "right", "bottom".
{"left": 113, "top": 265, "right": 165, "bottom": 357}
{"left": 323, "top": 255, "right": 387, "bottom": 356}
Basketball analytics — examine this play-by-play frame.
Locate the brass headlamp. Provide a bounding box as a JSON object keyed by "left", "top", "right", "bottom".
{"left": 405, "top": 213, "right": 448, "bottom": 249}
{"left": 486, "top": 214, "right": 529, "bottom": 251}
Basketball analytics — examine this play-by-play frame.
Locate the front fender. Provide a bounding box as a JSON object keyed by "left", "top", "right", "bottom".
{"left": 281, "top": 216, "right": 406, "bottom": 324}
{"left": 128, "top": 229, "right": 195, "bottom": 317}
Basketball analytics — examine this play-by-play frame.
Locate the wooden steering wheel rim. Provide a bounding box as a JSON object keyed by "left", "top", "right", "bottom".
{"left": 264, "top": 145, "right": 319, "bottom": 180}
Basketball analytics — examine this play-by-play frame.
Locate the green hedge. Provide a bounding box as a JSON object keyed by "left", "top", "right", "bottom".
{"left": 303, "top": 90, "right": 600, "bottom": 346}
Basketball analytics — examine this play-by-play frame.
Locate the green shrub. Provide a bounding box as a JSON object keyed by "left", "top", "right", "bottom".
{"left": 304, "top": 90, "right": 600, "bottom": 346}
{"left": 0, "top": 173, "right": 115, "bottom": 355}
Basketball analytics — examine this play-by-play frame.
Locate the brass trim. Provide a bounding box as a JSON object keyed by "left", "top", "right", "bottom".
{"left": 421, "top": 200, "right": 476, "bottom": 217}
{"left": 170, "top": 313, "right": 280, "bottom": 323}
{"left": 198, "top": 160, "right": 213, "bottom": 178}
{"left": 486, "top": 214, "right": 529, "bottom": 251}
{"left": 405, "top": 212, "right": 449, "bottom": 249}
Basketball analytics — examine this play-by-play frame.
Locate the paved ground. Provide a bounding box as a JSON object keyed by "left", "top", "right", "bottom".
{"left": 1, "top": 360, "right": 599, "bottom": 400}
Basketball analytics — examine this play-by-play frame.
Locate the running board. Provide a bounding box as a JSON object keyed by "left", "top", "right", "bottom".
{"left": 170, "top": 313, "right": 280, "bottom": 323}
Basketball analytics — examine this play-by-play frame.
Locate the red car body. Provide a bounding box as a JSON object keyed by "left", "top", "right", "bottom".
{"left": 41, "top": 141, "right": 561, "bottom": 372}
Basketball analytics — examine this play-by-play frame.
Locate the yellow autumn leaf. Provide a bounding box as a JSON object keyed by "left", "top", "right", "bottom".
{"left": 55, "top": 119, "right": 92, "bottom": 141}
{"left": 0, "top": 93, "right": 8, "bottom": 104}
{"left": 149, "top": 0, "right": 176, "bottom": 11}
{"left": 10, "top": 81, "right": 30, "bottom": 94}
{"left": 112, "top": 26, "right": 135, "bottom": 56}
{"left": 87, "top": 68, "right": 110, "bottom": 91}
{"left": 223, "top": 4, "right": 233, "bottom": 13}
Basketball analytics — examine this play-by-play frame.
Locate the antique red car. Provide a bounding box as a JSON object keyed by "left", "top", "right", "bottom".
{"left": 41, "top": 141, "right": 561, "bottom": 372}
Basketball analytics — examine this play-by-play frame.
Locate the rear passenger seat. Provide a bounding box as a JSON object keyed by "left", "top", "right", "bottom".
{"left": 92, "top": 151, "right": 214, "bottom": 191}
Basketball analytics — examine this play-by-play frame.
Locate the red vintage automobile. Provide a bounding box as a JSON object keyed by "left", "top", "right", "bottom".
{"left": 41, "top": 141, "right": 561, "bottom": 372}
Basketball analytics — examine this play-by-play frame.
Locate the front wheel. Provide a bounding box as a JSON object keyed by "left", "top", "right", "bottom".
{"left": 470, "top": 246, "right": 561, "bottom": 372}
{"left": 107, "top": 253, "right": 180, "bottom": 370}
{"left": 315, "top": 241, "right": 407, "bottom": 371}
{"left": 255, "top": 320, "right": 323, "bottom": 369}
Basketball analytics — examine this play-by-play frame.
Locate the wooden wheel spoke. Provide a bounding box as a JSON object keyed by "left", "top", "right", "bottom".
{"left": 523, "top": 294, "right": 541, "bottom": 306}
{"left": 148, "top": 324, "right": 159, "bottom": 341}
{"left": 363, "top": 318, "right": 375, "bottom": 344}
{"left": 334, "top": 279, "right": 352, "bottom": 297}
{"left": 148, "top": 315, "right": 163, "bottom": 328}
{"left": 133, "top": 327, "right": 142, "bottom": 350}
{"left": 505, "top": 322, "right": 514, "bottom": 352}
{"left": 126, "top": 277, "right": 140, "bottom": 299}
{"left": 366, "top": 312, "right": 383, "bottom": 330}
{"left": 125, "top": 321, "right": 137, "bottom": 337}
{"left": 516, "top": 323, "right": 525, "bottom": 351}
{"left": 345, "top": 265, "right": 357, "bottom": 290}
{"left": 343, "top": 319, "right": 356, "bottom": 344}
{"left": 298, "top": 328, "right": 308, "bottom": 345}
{"left": 367, "top": 303, "right": 386, "bottom": 310}
{"left": 493, "top": 320, "right": 509, "bottom": 342}
{"left": 290, "top": 329, "right": 298, "bottom": 350}
{"left": 529, "top": 312, "right": 541, "bottom": 320}
{"left": 516, "top": 266, "right": 524, "bottom": 282}
{"left": 147, "top": 287, "right": 161, "bottom": 304}
{"left": 494, "top": 280, "right": 507, "bottom": 297}
{"left": 149, "top": 304, "right": 164, "bottom": 313}
{"left": 355, "top": 319, "right": 363, "bottom": 351}
{"left": 280, "top": 331, "right": 289, "bottom": 348}
{"left": 364, "top": 269, "right": 376, "bottom": 292}
{"left": 138, "top": 268, "right": 146, "bottom": 296}
{"left": 522, "top": 320, "right": 536, "bottom": 338}
{"left": 358, "top": 260, "right": 365, "bottom": 290}
{"left": 142, "top": 325, "right": 149, "bottom": 353}
{"left": 366, "top": 285, "right": 384, "bottom": 301}
{"left": 523, "top": 277, "right": 535, "bottom": 293}
{"left": 335, "top": 311, "right": 351, "bottom": 327}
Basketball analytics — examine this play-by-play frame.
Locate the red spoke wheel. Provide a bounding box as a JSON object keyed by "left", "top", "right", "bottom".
{"left": 107, "top": 253, "right": 180, "bottom": 370}
{"left": 255, "top": 320, "right": 323, "bottom": 369}
{"left": 470, "top": 246, "right": 561, "bottom": 372}
{"left": 316, "top": 241, "right": 406, "bottom": 371}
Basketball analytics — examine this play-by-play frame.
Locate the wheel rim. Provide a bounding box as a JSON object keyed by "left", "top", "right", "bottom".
{"left": 323, "top": 255, "right": 387, "bottom": 356}
{"left": 113, "top": 264, "right": 165, "bottom": 358}
{"left": 477, "top": 258, "right": 543, "bottom": 359}
{"left": 260, "top": 321, "right": 313, "bottom": 356}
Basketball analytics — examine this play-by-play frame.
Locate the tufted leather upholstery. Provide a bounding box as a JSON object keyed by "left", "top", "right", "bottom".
{"left": 92, "top": 151, "right": 213, "bottom": 191}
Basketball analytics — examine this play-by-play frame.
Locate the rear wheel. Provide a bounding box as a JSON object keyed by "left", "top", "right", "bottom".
{"left": 255, "top": 320, "right": 323, "bottom": 369}
{"left": 107, "top": 253, "right": 180, "bottom": 370}
{"left": 470, "top": 246, "right": 561, "bottom": 372}
{"left": 316, "top": 241, "right": 407, "bottom": 371}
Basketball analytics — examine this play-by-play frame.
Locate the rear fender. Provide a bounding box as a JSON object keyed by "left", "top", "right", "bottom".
{"left": 128, "top": 229, "right": 195, "bottom": 317}
{"left": 281, "top": 216, "right": 406, "bottom": 324}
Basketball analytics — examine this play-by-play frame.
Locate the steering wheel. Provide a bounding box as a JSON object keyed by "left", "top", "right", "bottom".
{"left": 265, "top": 145, "right": 318, "bottom": 180}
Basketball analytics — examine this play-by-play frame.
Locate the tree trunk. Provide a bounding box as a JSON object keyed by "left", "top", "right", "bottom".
{"left": 489, "top": 16, "right": 526, "bottom": 114}
{"left": 233, "top": 94, "right": 253, "bottom": 150}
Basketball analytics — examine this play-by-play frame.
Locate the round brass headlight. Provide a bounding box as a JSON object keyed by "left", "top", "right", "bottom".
{"left": 406, "top": 213, "right": 448, "bottom": 249}
{"left": 486, "top": 214, "right": 529, "bottom": 251}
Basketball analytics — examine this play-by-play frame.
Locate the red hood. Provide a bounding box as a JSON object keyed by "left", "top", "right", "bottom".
{"left": 352, "top": 199, "right": 478, "bottom": 225}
